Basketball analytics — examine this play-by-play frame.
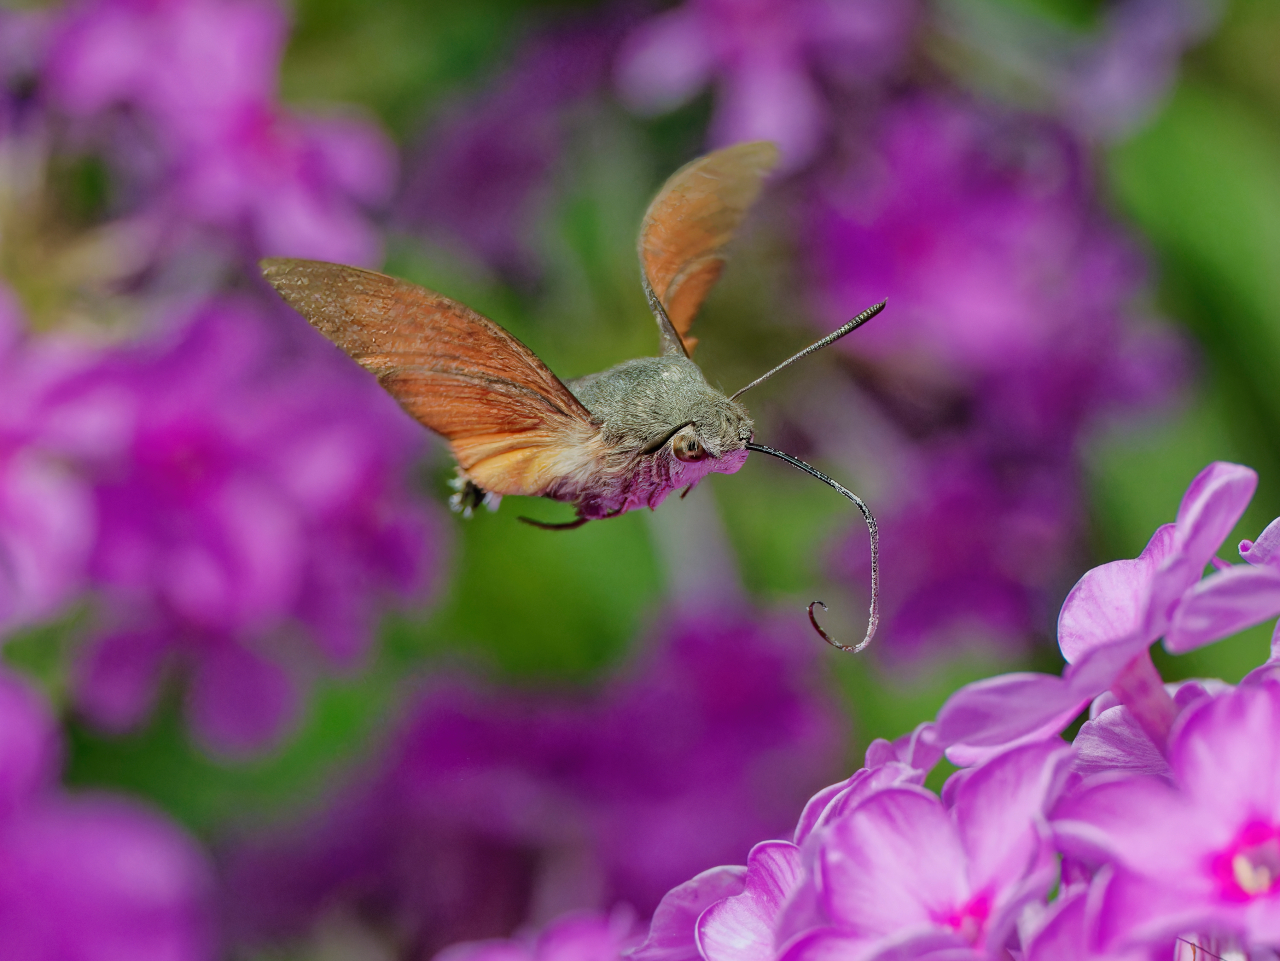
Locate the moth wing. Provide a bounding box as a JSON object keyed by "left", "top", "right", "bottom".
{"left": 261, "top": 258, "right": 601, "bottom": 497}
{"left": 638, "top": 140, "right": 779, "bottom": 355}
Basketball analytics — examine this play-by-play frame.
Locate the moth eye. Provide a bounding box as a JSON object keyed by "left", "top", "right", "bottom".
{"left": 673, "top": 430, "right": 707, "bottom": 463}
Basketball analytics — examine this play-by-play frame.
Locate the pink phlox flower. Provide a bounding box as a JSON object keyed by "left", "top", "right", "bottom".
{"left": 43, "top": 0, "right": 394, "bottom": 264}
{"left": 631, "top": 724, "right": 940, "bottom": 961}
{"left": 50, "top": 299, "right": 434, "bottom": 754}
{"left": 938, "top": 461, "right": 1280, "bottom": 765}
{"left": 0, "top": 667, "right": 214, "bottom": 960}
{"left": 770, "top": 739, "right": 1072, "bottom": 961}
{"left": 1070, "top": 679, "right": 1232, "bottom": 790}
{"left": 638, "top": 739, "right": 1070, "bottom": 961}
{"left": 1052, "top": 679, "right": 1280, "bottom": 953}
{"left": 434, "top": 910, "right": 639, "bottom": 961}
{"left": 0, "top": 288, "right": 95, "bottom": 635}
{"left": 615, "top": 0, "right": 916, "bottom": 169}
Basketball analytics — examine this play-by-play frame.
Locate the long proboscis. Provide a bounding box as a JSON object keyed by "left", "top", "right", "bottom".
{"left": 730, "top": 300, "right": 886, "bottom": 402}
{"left": 745, "top": 443, "right": 879, "bottom": 654}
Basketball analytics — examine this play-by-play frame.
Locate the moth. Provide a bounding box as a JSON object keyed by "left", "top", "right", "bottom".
{"left": 263, "top": 142, "right": 882, "bottom": 652}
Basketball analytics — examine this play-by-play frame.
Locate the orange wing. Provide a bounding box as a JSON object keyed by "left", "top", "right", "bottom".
{"left": 261, "top": 259, "right": 602, "bottom": 497}
{"left": 638, "top": 141, "right": 779, "bottom": 355}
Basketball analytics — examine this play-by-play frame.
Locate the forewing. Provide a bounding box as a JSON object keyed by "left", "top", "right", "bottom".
{"left": 638, "top": 141, "right": 778, "bottom": 354}
{"left": 261, "top": 258, "right": 601, "bottom": 497}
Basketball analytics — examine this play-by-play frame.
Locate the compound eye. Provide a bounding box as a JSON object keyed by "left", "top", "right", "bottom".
{"left": 673, "top": 429, "right": 707, "bottom": 463}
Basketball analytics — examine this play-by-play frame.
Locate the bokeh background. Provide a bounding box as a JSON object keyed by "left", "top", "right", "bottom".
{"left": 2, "top": 0, "right": 1280, "bottom": 958}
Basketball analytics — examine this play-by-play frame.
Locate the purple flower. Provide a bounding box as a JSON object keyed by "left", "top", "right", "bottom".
{"left": 615, "top": 0, "right": 916, "bottom": 169}
{"left": 836, "top": 446, "right": 1078, "bottom": 657}
{"left": 400, "top": 19, "right": 620, "bottom": 281}
{"left": 0, "top": 667, "right": 214, "bottom": 960}
{"left": 1061, "top": 0, "right": 1221, "bottom": 139}
{"left": 1053, "top": 679, "right": 1280, "bottom": 952}
{"left": 809, "top": 96, "right": 1160, "bottom": 387}
{"left": 937, "top": 461, "right": 1280, "bottom": 764}
{"left": 434, "top": 911, "right": 637, "bottom": 961}
{"left": 43, "top": 0, "right": 395, "bottom": 264}
{"left": 0, "top": 287, "right": 94, "bottom": 634}
{"left": 48, "top": 299, "right": 435, "bottom": 754}
{"left": 638, "top": 739, "right": 1072, "bottom": 961}
{"left": 223, "top": 608, "right": 846, "bottom": 955}
{"left": 811, "top": 94, "right": 1184, "bottom": 657}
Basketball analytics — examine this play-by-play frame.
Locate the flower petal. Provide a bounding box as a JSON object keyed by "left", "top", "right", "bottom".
{"left": 0, "top": 670, "right": 59, "bottom": 818}
{"left": 1175, "top": 462, "right": 1257, "bottom": 571}
{"left": 1072, "top": 705, "right": 1170, "bottom": 785}
{"left": 820, "top": 788, "right": 967, "bottom": 936}
{"left": 615, "top": 8, "right": 713, "bottom": 114}
{"left": 1057, "top": 524, "right": 1174, "bottom": 662}
{"left": 186, "top": 641, "right": 298, "bottom": 757}
{"left": 938, "top": 639, "right": 1141, "bottom": 766}
{"left": 1239, "top": 515, "right": 1280, "bottom": 567}
{"left": 697, "top": 842, "right": 803, "bottom": 961}
{"left": 1163, "top": 562, "right": 1280, "bottom": 653}
{"left": 630, "top": 865, "right": 747, "bottom": 961}
{"left": 952, "top": 740, "right": 1072, "bottom": 898}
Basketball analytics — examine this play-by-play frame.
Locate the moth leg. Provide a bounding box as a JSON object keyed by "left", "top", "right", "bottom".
{"left": 517, "top": 506, "right": 625, "bottom": 531}
{"left": 517, "top": 515, "right": 590, "bottom": 531}
{"left": 448, "top": 473, "right": 501, "bottom": 518}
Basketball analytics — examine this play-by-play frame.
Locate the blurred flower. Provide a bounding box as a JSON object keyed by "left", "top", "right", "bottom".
{"left": 0, "top": 286, "right": 94, "bottom": 634}
{"left": 811, "top": 94, "right": 1186, "bottom": 657}
{"left": 401, "top": 18, "right": 621, "bottom": 281}
{"left": 615, "top": 0, "right": 916, "bottom": 169}
{"left": 1053, "top": 680, "right": 1280, "bottom": 952}
{"left": 937, "top": 461, "right": 1280, "bottom": 765}
{"left": 224, "top": 607, "right": 846, "bottom": 955}
{"left": 43, "top": 0, "right": 395, "bottom": 265}
{"left": 934, "top": 0, "right": 1222, "bottom": 141}
{"left": 0, "top": 666, "right": 214, "bottom": 960}
{"left": 435, "top": 910, "right": 637, "bottom": 961}
{"left": 48, "top": 299, "right": 435, "bottom": 754}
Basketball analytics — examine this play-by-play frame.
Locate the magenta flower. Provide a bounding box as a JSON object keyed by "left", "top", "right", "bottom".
{"left": 809, "top": 94, "right": 1185, "bottom": 657}
{"left": 50, "top": 299, "right": 434, "bottom": 754}
{"left": 636, "top": 739, "right": 1072, "bottom": 961}
{"left": 400, "top": 19, "right": 620, "bottom": 281}
{"left": 1061, "top": 0, "right": 1221, "bottom": 139}
{"left": 435, "top": 911, "right": 637, "bottom": 961}
{"left": 937, "top": 461, "right": 1280, "bottom": 764}
{"left": 224, "top": 608, "right": 846, "bottom": 955}
{"left": 0, "top": 287, "right": 94, "bottom": 635}
{"left": 615, "top": 0, "right": 916, "bottom": 169}
{"left": 43, "top": 0, "right": 394, "bottom": 264}
{"left": 1052, "top": 679, "right": 1280, "bottom": 953}
{"left": 0, "top": 667, "right": 214, "bottom": 960}
{"left": 630, "top": 728, "right": 941, "bottom": 961}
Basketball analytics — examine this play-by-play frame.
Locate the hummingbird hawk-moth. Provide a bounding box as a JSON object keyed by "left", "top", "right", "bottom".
{"left": 262, "top": 141, "right": 883, "bottom": 652}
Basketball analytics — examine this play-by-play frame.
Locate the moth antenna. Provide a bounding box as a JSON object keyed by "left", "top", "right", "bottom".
{"left": 745, "top": 443, "right": 879, "bottom": 653}
{"left": 729, "top": 300, "right": 886, "bottom": 402}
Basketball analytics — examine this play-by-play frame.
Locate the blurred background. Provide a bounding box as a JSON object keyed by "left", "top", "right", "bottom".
{"left": 1, "top": 0, "right": 1279, "bottom": 958}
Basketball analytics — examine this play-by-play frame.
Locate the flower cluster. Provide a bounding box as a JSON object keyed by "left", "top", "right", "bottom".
{"left": 54, "top": 299, "right": 434, "bottom": 755}
{"left": 43, "top": 0, "right": 396, "bottom": 265}
{"left": 810, "top": 94, "right": 1185, "bottom": 656}
{"left": 0, "top": 666, "right": 214, "bottom": 959}
{"left": 224, "top": 608, "right": 846, "bottom": 956}
{"left": 0, "top": 0, "right": 438, "bottom": 754}
{"left": 615, "top": 0, "right": 916, "bottom": 170}
{"left": 451, "top": 462, "right": 1280, "bottom": 961}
